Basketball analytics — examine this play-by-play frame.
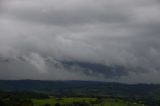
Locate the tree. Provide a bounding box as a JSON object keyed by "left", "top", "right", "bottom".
{"left": 55, "top": 103, "right": 61, "bottom": 106}
{"left": 44, "top": 104, "right": 51, "bottom": 106}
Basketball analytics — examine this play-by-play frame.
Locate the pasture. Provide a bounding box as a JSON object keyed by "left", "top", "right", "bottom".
{"left": 32, "top": 97, "right": 143, "bottom": 106}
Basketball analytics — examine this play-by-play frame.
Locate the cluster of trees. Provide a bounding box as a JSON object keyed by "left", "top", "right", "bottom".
{"left": 0, "top": 98, "right": 33, "bottom": 106}
{"left": 0, "top": 91, "right": 47, "bottom": 106}
{"left": 41, "top": 98, "right": 106, "bottom": 106}
{"left": 43, "top": 102, "right": 90, "bottom": 106}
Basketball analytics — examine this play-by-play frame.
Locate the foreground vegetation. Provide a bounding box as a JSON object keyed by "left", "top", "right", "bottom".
{"left": 0, "top": 96, "right": 144, "bottom": 106}
{"left": 0, "top": 91, "right": 146, "bottom": 106}
{"left": 1, "top": 80, "right": 160, "bottom": 105}
{"left": 33, "top": 97, "right": 143, "bottom": 106}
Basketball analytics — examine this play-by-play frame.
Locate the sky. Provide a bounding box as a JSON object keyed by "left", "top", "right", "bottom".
{"left": 0, "top": 0, "right": 160, "bottom": 83}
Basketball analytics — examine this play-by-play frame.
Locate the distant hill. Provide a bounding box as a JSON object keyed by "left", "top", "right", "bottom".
{"left": 0, "top": 80, "right": 160, "bottom": 97}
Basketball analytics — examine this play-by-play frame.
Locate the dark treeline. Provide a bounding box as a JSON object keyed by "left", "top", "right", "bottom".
{"left": 0, "top": 91, "right": 49, "bottom": 99}
{"left": 0, "top": 80, "right": 160, "bottom": 97}
{"left": 0, "top": 91, "right": 45, "bottom": 106}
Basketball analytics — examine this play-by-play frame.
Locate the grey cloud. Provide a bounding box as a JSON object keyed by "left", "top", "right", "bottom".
{"left": 0, "top": 0, "right": 160, "bottom": 83}
{"left": 61, "top": 61, "right": 128, "bottom": 79}
{"left": 1, "top": 1, "right": 130, "bottom": 26}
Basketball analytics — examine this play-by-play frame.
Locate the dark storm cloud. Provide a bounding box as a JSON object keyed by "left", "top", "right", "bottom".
{"left": 0, "top": 0, "right": 160, "bottom": 83}
{"left": 62, "top": 61, "right": 128, "bottom": 79}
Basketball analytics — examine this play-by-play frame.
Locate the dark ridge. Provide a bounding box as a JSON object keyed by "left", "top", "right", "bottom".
{"left": 0, "top": 80, "right": 160, "bottom": 97}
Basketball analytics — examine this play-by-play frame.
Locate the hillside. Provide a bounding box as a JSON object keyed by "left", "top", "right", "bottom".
{"left": 0, "top": 80, "right": 160, "bottom": 97}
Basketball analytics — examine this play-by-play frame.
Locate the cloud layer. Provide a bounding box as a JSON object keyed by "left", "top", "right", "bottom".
{"left": 0, "top": 0, "right": 160, "bottom": 83}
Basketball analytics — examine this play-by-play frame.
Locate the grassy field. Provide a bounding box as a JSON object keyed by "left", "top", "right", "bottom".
{"left": 33, "top": 97, "right": 95, "bottom": 105}
{"left": 32, "top": 97, "right": 143, "bottom": 106}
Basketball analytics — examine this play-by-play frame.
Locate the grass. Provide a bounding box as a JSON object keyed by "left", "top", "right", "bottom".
{"left": 102, "top": 99, "right": 142, "bottom": 106}
{"left": 32, "top": 97, "right": 143, "bottom": 106}
{"left": 33, "top": 97, "right": 96, "bottom": 105}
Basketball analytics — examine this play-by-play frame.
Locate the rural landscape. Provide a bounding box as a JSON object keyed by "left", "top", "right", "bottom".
{"left": 0, "top": 80, "right": 160, "bottom": 106}
{"left": 1, "top": 0, "right": 160, "bottom": 106}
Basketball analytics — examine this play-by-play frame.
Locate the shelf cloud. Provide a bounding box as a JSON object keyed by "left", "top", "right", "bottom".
{"left": 0, "top": 0, "right": 160, "bottom": 83}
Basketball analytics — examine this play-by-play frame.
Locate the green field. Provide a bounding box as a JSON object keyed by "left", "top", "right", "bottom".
{"left": 32, "top": 97, "right": 143, "bottom": 106}
{"left": 33, "top": 97, "right": 95, "bottom": 105}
